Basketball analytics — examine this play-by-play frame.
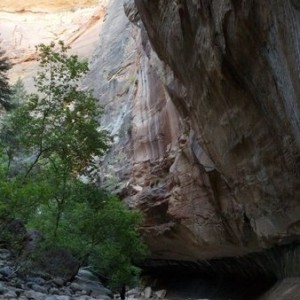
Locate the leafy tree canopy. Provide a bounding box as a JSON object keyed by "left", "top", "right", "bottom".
{"left": 6, "top": 41, "right": 110, "bottom": 177}
{"left": 0, "top": 41, "right": 148, "bottom": 291}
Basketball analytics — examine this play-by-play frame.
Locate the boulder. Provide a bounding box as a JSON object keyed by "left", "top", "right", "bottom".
{"left": 72, "top": 268, "right": 113, "bottom": 299}
{"left": 45, "top": 296, "right": 60, "bottom": 300}
{"left": 144, "top": 286, "right": 152, "bottom": 298}
{"left": 0, "top": 266, "right": 15, "bottom": 278}
{"left": 24, "top": 229, "right": 43, "bottom": 252}
{"left": 23, "top": 290, "right": 47, "bottom": 300}
{"left": 0, "top": 282, "right": 8, "bottom": 294}
{"left": 49, "top": 287, "right": 60, "bottom": 295}
{"left": 32, "top": 283, "right": 48, "bottom": 294}
{"left": 53, "top": 296, "right": 71, "bottom": 300}
{"left": 127, "top": 287, "right": 142, "bottom": 297}
{"left": 52, "top": 277, "right": 65, "bottom": 287}
{"left": 31, "top": 248, "right": 80, "bottom": 283}
{"left": 76, "top": 269, "right": 99, "bottom": 282}
{"left": 0, "top": 249, "right": 12, "bottom": 260}
{"left": 73, "top": 296, "right": 97, "bottom": 300}
{"left": 97, "top": 296, "right": 113, "bottom": 300}
{"left": 3, "top": 290, "right": 17, "bottom": 298}
{"left": 154, "top": 289, "right": 167, "bottom": 299}
{"left": 26, "top": 275, "right": 46, "bottom": 286}
{"left": 69, "top": 282, "right": 82, "bottom": 292}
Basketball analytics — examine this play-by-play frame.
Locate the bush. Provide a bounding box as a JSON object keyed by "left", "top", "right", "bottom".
{"left": 27, "top": 178, "right": 148, "bottom": 290}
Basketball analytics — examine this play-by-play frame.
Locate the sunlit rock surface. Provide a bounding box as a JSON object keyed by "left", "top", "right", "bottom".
{"left": 0, "top": 0, "right": 108, "bottom": 88}
{"left": 0, "top": 0, "right": 99, "bottom": 12}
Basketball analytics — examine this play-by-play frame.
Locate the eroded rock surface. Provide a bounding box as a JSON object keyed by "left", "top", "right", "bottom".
{"left": 0, "top": 0, "right": 99, "bottom": 12}
{"left": 62, "top": 0, "right": 300, "bottom": 261}
{"left": 1, "top": 0, "right": 300, "bottom": 263}
{"left": 84, "top": 0, "right": 235, "bottom": 261}
{"left": 259, "top": 278, "right": 300, "bottom": 300}
{"left": 0, "top": 0, "right": 108, "bottom": 88}
{"left": 131, "top": 0, "right": 300, "bottom": 259}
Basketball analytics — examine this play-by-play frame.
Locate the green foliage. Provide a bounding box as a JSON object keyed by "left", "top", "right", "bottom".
{"left": 28, "top": 178, "right": 148, "bottom": 289}
{"left": 0, "top": 41, "right": 148, "bottom": 291}
{"left": 0, "top": 47, "right": 11, "bottom": 110}
{"left": 7, "top": 41, "right": 110, "bottom": 177}
{"left": 10, "top": 78, "right": 27, "bottom": 108}
{"left": 0, "top": 226, "right": 25, "bottom": 254}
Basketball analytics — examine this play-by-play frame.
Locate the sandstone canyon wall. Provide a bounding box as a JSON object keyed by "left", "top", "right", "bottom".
{"left": 1, "top": 0, "right": 300, "bottom": 264}
{"left": 0, "top": 0, "right": 108, "bottom": 88}
{"left": 131, "top": 0, "right": 300, "bottom": 260}
{"left": 0, "top": 0, "right": 99, "bottom": 12}
{"left": 85, "top": 0, "right": 248, "bottom": 261}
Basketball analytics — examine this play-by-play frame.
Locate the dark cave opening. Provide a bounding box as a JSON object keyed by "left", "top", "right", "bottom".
{"left": 141, "top": 243, "right": 300, "bottom": 299}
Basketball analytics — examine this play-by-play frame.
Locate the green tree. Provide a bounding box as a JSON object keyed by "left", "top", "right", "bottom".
{"left": 10, "top": 78, "right": 27, "bottom": 108}
{"left": 28, "top": 178, "right": 148, "bottom": 290}
{"left": 8, "top": 41, "right": 110, "bottom": 178}
{"left": 0, "top": 79, "right": 27, "bottom": 169}
{"left": 0, "top": 41, "right": 148, "bottom": 291}
{"left": 0, "top": 47, "right": 11, "bottom": 110}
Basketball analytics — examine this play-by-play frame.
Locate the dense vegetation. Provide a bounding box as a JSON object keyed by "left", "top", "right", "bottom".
{"left": 0, "top": 42, "right": 148, "bottom": 290}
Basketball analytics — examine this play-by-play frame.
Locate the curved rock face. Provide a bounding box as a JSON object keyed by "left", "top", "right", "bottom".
{"left": 2, "top": 0, "right": 300, "bottom": 262}
{"left": 259, "top": 278, "right": 300, "bottom": 300}
{"left": 1, "top": 0, "right": 252, "bottom": 261}
{"left": 84, "top": 0, "right": 244, "bottom": 260}
{"left": 128, "top": 0, "right": 300, "bottom": 259}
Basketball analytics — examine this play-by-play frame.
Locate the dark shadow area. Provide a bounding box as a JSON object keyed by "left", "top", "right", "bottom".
{"left": 150, "top": 275, "right": 270, "bottom": 300}
{"left": 141, "top": 242, "right": 300, "bottom": 300}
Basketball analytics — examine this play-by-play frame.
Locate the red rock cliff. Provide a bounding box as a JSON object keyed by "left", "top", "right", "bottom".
{"left": 130, "top": 0, "right": 300, "bottom": 260}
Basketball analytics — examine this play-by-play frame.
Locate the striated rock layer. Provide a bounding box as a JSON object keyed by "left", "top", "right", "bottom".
{"left": 0, "top": 1, "right": 108, "bottom": 88}
{"left": 2, "top": 0, "right": 300, "bottom": 263}
{"left": 130, "top": 0, "right": 300, "bottom": 260}
{"left": 85, "top": 0, "right": 235, "bottom": 261}
{"left": 0, "top": 0, "right": 99, "bottom": 12}
{"left": 52, "top": 0, "right": 300, "bottom": 261}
